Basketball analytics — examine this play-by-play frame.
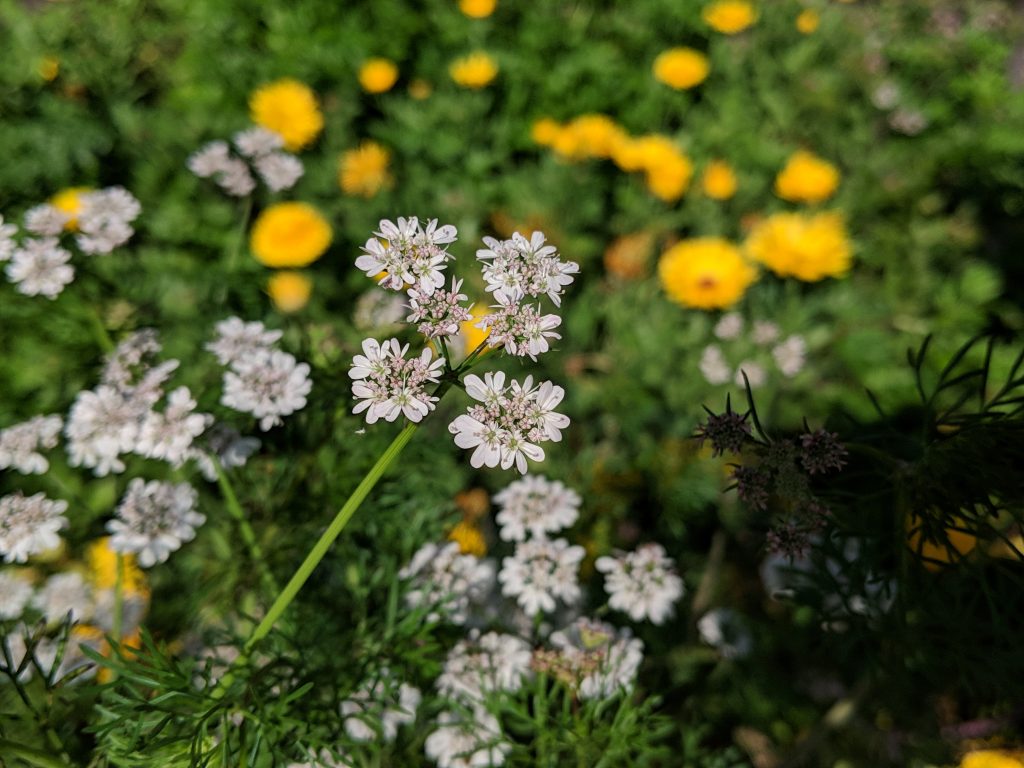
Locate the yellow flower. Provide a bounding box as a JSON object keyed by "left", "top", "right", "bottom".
{"left": 455, "top": 488, "right": 490, "bottom": 521}
{"left": 450, "top": 52, "right": 498, "bottom": 89}
{"left": 50, "top": 187, "right": 92, "bottom": 231}
{"left": 604, "top": 231, "right": 654, "bottom": 280}
{"left": 250, "top": 202, "right": 332, "bottom": 268}
{"left": 645, "top": 155, "right": 693, "bottom": 202}
{"left": 701, "top": 160, "right": 738, "bottom": 200}
{"left": 531, "top": 117, "right": 562, "bottom": 147}
{"left": 702, "top": 1, "right": 758, "bottom": 33}
{"left": 449, "top": 521, "right": 487, "bottom": 557}
{"left": 38, "top": 56, "right": 60, "bottom": 82}
{"left": 906, "top": 514, "right": 978, "bottom": 572}
{"left": 459, "top": 0, "right": 497, "bottom": 18}
{"left": 796, "top": 8, "right": 820, "bottom": 33}
{"left": 774, "top": 149, "right": 840, "bottom": 203}
{"left": 359, "top": 58, "right": 399, "bottom": 94}
{"left": 408, "top": 78, "right": 433, "bottom": 100}
{"left": 249, "top": 79, "right": 323, "bottom": 152}
{"left": 745, "top": 211, "right": 851, "bottom": 281}
{"left": 551, "top": 114, "right": 626, "bottom": 161}
{"left": 339, "top": 141, "right": 392, "bottom": 198}
{"left": 85, "top": 538, "right": 148, "bottom": 599}
{"left": 652, "top": 48, "right": 710, "bottom": 90}
{"left": 268, "top": 271, "right": 312, "bottom": 313}
{"left": 610, "top": 135, "right": 693, "bottom": 201}
{"left": 961, "top": 750, "right": 1024, "bottom": 768}
{"left": 460, "top": 305, "right": 492, "bottom": 357}
{"left": 659, "top": 237, "right": 757, "bottom": 310}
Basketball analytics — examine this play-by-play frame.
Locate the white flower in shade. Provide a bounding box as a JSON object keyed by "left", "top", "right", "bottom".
{"left": 356, "top": 217, "right": 458, "bottom": 295}
{"left": 222, "top": 349, "right": 312, "bottom": 431}
{"left": 713, "top": 312, "right": 743, "bottom": 340}
{"left": 5, "top": 238, "right": 74, "bottom": 299}
{"left": 476, "top": 230, "right": 579, "bottom": 307}
{"left": 406, "top": 278, "right": 473, "bottom": 340}
{"left": 595, "top": 543, "right": 684, "bottom": 625}
{"left": 699, "top": 345, "right": 731, "bottom": 385}
{"left": 189, "top": 426, "right": 261, "bottom": 482}
{"left": 254, "top": 152, "right": 304, "bottom": 191}
{"left": 214, "top": 158, "right": 257, "bottom": 197}
{"left": 498, "top": 537, "right": 584, "bottom": 616}
{"left": 64, "top": 385, "right": 147, "bottom": 476}
{"left": 135, "top": 387, "right": 212, "bottom": 466}
{"left": 547, "top": 618, "right": 644, "bottom": 700}
{"left": 23, "top": 204, "right": 69, "bottom": 236}
{"left": 188, "top": 141, "right": 232, "bottom": 177}
{"left": 354, "top": 288, "right": 407, "bottom": 330}
{"left": 436, "top": 631, "right": 533, "bottom": 704}
{"left": 107, "top": 479, "right": 204, "bottom": 568}
{"left": 476, "top": 295, "right": 562, "bottom": 361}
{"left": 341, "top": 672, "right": 421, "bottom": 743}
{"left": 0, "top": 415, "right": 62, "bottom": 474}
{"left": 734, "top": 360, "right": 766, "bottom": 389}
{"left": 0, "top": 492, "right": 68, "bottom": 563}
{"left": 398, "top": 541, "right": 494, "bottom": 625}
{"left": 449, "top": 373, "right": 569, "bottom": 474}
{"left": 349, "top": 338, "right": 444, "bottom": 424}
{"left": 288, "top": 749, "right": 353, "bottom": 768}
{"left": 697, "top": 607, "right": 753, "bottom": 659}
{"left": 206, "top": 316, "right": 283, "bottom": 367}
{"left": 773, "top": 335, "right": 807, "bottom": 377}
{"left": 101, "top": 329, "right": 163, "bottom": 387}
{"left": 752, "top": 320, "right": 780, "bottom": 345}
{"left": 32, "top": 571, "right": 93, "bottom": 623}
{"left": 493, "top": 474, "right": 580, "bottom": 542}
{"left": 75, "top": 187, "right": 141, "bottom": 255}
{"left": 0, "top": 571, "right": 34, "bottom": 619}
{"left": 425, "top": 708, "right": 510, "bottom": 768}
{"left": 0, "top": 215, "right": 17, "bottom": 261}
{"left": 233, "top": 127, "right": 285, "bottom": 158}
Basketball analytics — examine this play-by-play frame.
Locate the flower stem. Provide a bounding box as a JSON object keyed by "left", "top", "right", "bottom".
{"left": 214, "top": 461, "right": 280, "bottom": 596}
{"left": 0, "top": 739, "right": 69, "bottom": 768}
{"left": 87, "top": 306, "right": 115, "bottom": 354}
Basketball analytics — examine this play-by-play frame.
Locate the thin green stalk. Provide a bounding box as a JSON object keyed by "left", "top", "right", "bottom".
{"left": 214, "top": 461, "right": 280, "bottom": 595}
{"left": 87, "top": 306, "right": 115, "bottom": 354}
{"left": 227, "top": 197, "right": 254, "bottom": 273}
{"left": 0, "top": 739, "right": 69, "bottom": 768}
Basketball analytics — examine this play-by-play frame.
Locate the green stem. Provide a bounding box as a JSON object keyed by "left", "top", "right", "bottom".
{"left": 228, "top": 197, "right": 254, "bottom": 273}
{"left": 214, "top": 461, "right": 279, "bottom": 596}
{"left": 87, "top": 306, "right": 115, "bottom": 354}
{"left": 0, "top": 739, "right": 69, "bottom": 768}
{"left": 212, "top": 422, "right": 420, "bottom": 698}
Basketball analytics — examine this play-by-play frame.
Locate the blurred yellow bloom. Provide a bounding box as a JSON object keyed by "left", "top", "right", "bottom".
{"left": 359, "top": 58, "right": 399, "bottom": 94}
{"left": 703, "top": 1, "right": 758, "bottom": 33}
{"left": 701, "top": 160, "right": 738, "bottom": 200}
{"left": 339, "top": 141, "right": 392, "bottom": 198}
{"left": 459, "top": 0, "right": 497, "bottom": 18}
{"left": 250, "top": 202, "right": 332, "bottom": 268}
{"left": 552, "top": 114, "right": 626, "bottom": 161}
{"left": 531, "top": 117, "right": 562, "bottom": 147}
{"left": 774, "top": 149, "right": 840, "bottom": 203}
{"left": 408, "top": 78, "right": 433, "bottom": 100}
{"left": 38, "top": 56, "right": 60, "bottom": 81}
{"left": 604, "top": 231, "right": 654, "bottom": 280}
{"left": 268, "top": 271, "right": 312, "bottom": 313}
{"left": 653, "top": 47, "right": 710, "bottom": 90}
{"left": 455, "top": 488, "right": 490, "bottom": 521}
{"left": 659, "top": 237, "right": 756, "bottom": 309}
{"left": 611, "top": 135, "right": 693, "bottom": 201}
{"left": 50, "top": 187, "right": 92, "bottom": 231}
{"left": 645, "top": 155, "right": 693, "bottom": 202}
{"left": 450, "top": 52, "right": 498, "bottom": 88}
{"left": 86, "top": 538, "right": 148, "bottom": 598}
{"left": 745, "top": 211, "right": 851, "bottom": 281}
{"left": 906, "top": 514, "right": 978, "bottom": 571}
{"left": 449, "top": 520, "right": 487, "bottom": 557}
{"left": 249, "top": 79, "right": 323, "bottom": 152}
{"left": 460, "top": 305, "right": 491, "bottom": 357}
{"left": 961, "top": 751, "right": 1024, "bottom": 768}
{"left": 796, "top": 8, "right": 820, "bottom": 33}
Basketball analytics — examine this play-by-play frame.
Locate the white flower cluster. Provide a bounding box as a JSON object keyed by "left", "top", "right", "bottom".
{"left": 0, "top": 492, "right": 69, "bottom": 563}
{"left": 477, "top": 230, "right": 579, "bottom": 307}
{"left": 106, "top": 478, "right": 205, "bottom": 568}
{"left": 356, "top": 217, "right": 458, "bottom": 294}
{"left": 287, "top": 750, "right": 353, "bottom": 768}
{"left": 696, "top": 607, "right": 753, "bottom": 659}
{"left": 406, "top": 278, "right": 473, "bottom": 340}
{"left": 341, "top": 670, "right": 421, "bottom": 743}
{"left": 424, "top": 708, "right": 510, "bottom": 768}
{"left": 188, "top": 127, "right": 303, "bottom": 195}
{"left": 3, "top": 237, "right": 74, "bottom": 299}
{"left": 449, "top": 373, "right": 569, "bottom": 474}
{"left": 0, "top": 570, "right": 34, "bottom": 619}
{"left": 497, "top": 536, "right": 585, "bottom": 616}
{"left": 398, "top": 541, "right": 494, "bottom": 625}
{"left": 0, "top": 415, "right": 62, "bottom": 474}
{"left": 349, "top": 339, "right": 444, "bottom": 424}
{"left": 436, "top": 631, "right": 533, "bottom": 704}
{"left": 595, "top": 543, "right": 684, "bottom": 625}
{"left": 547, "top": 617, "right": 644, "bottom": 700}
{"left": 212, "top": 317, "right": 313, "bottom": 431}
{"left": 493, "top": 474, "right": 580, "bottom": 542}
{"left": 74, "top": 187, "right": 142, "bottom": 255}
{"left": 701, "top": 313, "right": 807, "bottom": 388}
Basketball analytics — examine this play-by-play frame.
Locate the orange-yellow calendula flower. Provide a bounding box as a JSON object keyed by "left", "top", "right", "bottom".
{"left": 359, "top": 58, "right": 399, "bottom": 94}
{"left": 249, "top": 79, "right": 323, "bottom": 151}
{"left": 745, "top": 211, "right": 851, "bottom": 281}
{"left": 703, "top": 1, "right": 758, "bottom": 33}
{"left": 50, "top": 187, "right": 92, "bottom": 231}
{"left": 459, "top": 0, "right": 497, "bottom": 18}
{"left": 250, "top": 202, "right": 332, "bottom": 268}
{"left": 659, "top": 237, "right": 757, "bottom": 309}
{"left": 774, "top": 149, "right": 840, "bottom": 203}
{"left": 653, "top": 48, "right": 710, "bottom": 90}
{"left": 449, "top": 520, "right": 487, "bottom": 557}
{"left": 339, "top": 141, "right": 392, "bottom": 198}
{"left": 449, "top": 52, "right": 498, "bottom": 88}
{"left": 701, "top": 160, "right": 738, "bottom": 200}
{"left": 796, "top": 8, "right": 820, "bottom": 33}
{"left": 268, "top": 271, "right": 313, "bottom": 313}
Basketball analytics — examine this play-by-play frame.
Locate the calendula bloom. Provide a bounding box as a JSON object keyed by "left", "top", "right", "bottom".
{"left": 449, "top": 51, "right": 498, "bottom": 88}
{"left": 24, "top": 204, "right": 70, "bottom": 236}
{"left": 774, "top": 149, "right": 840, "bottom": 203}
{"left": 135, "top": 386, "right": 212, "bottom": 467}
{"left": 652, "top": 47, "right": 710, "bottom": 90}
{"left": 773, "top": 335, "right": 807, "bottom": 376}
{"left": 250, "top": 202, "right": 332, "bottom": 267}
{"left": 425, "top": 708, "right": 510, "bottom": 768}
{"left": 5, "top": 238, "right": 74, "bottom": 299}
{"left": 221, "top": 349, "right": 313, "bottom": 431}
{"left": 358, "top": 58, "right": 399, "bottom": 93}
{"left": 613, "top": 135, "right": 693, "bottom": 201}
{"left": 0, "top": 415, "right": 62, "bottom": 474}
{"left": 701, "top": 160, "right": 738, "bottom": 199}
{"left": 437, "top": 631, "right": 533, "bottom": 704}
{"left": 476, "top": 230, "right": 578, "bottom": 306}
{"left": 408, "top": 78, "right": 432, "bottom": 100}
{"left": 86, "top": 538, "right": 147, "bottom": 599}
{"left": 406, "top": 277, "right": 473, "bottom": 339}
{"left": 249, "top": 79, "right": 323, "bottom": 151}
{"left": 550, "top": 114, "right": 627, "bottom": 161}
{"left": 530, "top": 117, "right": 561, "bottom": 146}
{"left": 33, "top": 571, "right": 93, "bottom": 623}
{"left": 476, "top": 296, "right": 562, "bottom": 360}
{"left": 659, "top": 237, "right": 757, "bottom": 310}
{"left": 449, "top": 372, "right": 569, "bottom": 474}
{"left": 596, "top": 543, "right": 684, "bottom": 625}
{"left": 960, "top": 751, "right": 1024, "bottom": 768}
{"left": 50, "top": 187, "right": 93, "bottom": 231}
{"left": 459, "top": 0, "right": 496, "bottom": 18}
{"left": 796, "top": 8, "right": 820, "bottom": 33}
{"left": 0, "top": 492, "right": 69, "bottom": 563}
{"left": 448, "top": 520, "right": 486, "bottom": 557}
{"left": 75, "top": 187, "right": 141, "bottom": 255}
{"left": 107, "top": 479, "right": 204, "bottom": 568}
{"left": 494, "top": 474, "right": 580, "bottom": 542}
{"left": 207, "top": 316, "right": 283, "bottom": 367}
{"left": 0, "top": 571, "right": 34, "bottom": 619}
{"left": 349, "top": 338, "right": 444, "bottom": 424}
{"left": 697, "top": 607, "right": 753, "bottom": 658}
{"left": 341, "top": 672, "right": 421, "bottom": 742}
{"left": 356, "top": 217, "right": 457, "bottom": 294}
{"left": 745, "top": 211, "right": 852, "bottom": 281}
{"left": 546, "top": 617, "right": 644, "bottom": 699}
{"left": 399, "top": 541, "right": 495, "bottom": 624}
{"left": 267, "top": 270, "right": 312, "bottom": 313}
{"left": 339, "top": 141, "right": 392, "bottom": 198}
{"left": 498, "top": 537, "right": 585, "bottom": 616}
{"left": 702, "top": 0, "right": 758, "bottom": 33}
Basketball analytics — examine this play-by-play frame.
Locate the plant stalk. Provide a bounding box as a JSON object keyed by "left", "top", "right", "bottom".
{"left": 215, "top": 461, "right": 280, "bottom": 595}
